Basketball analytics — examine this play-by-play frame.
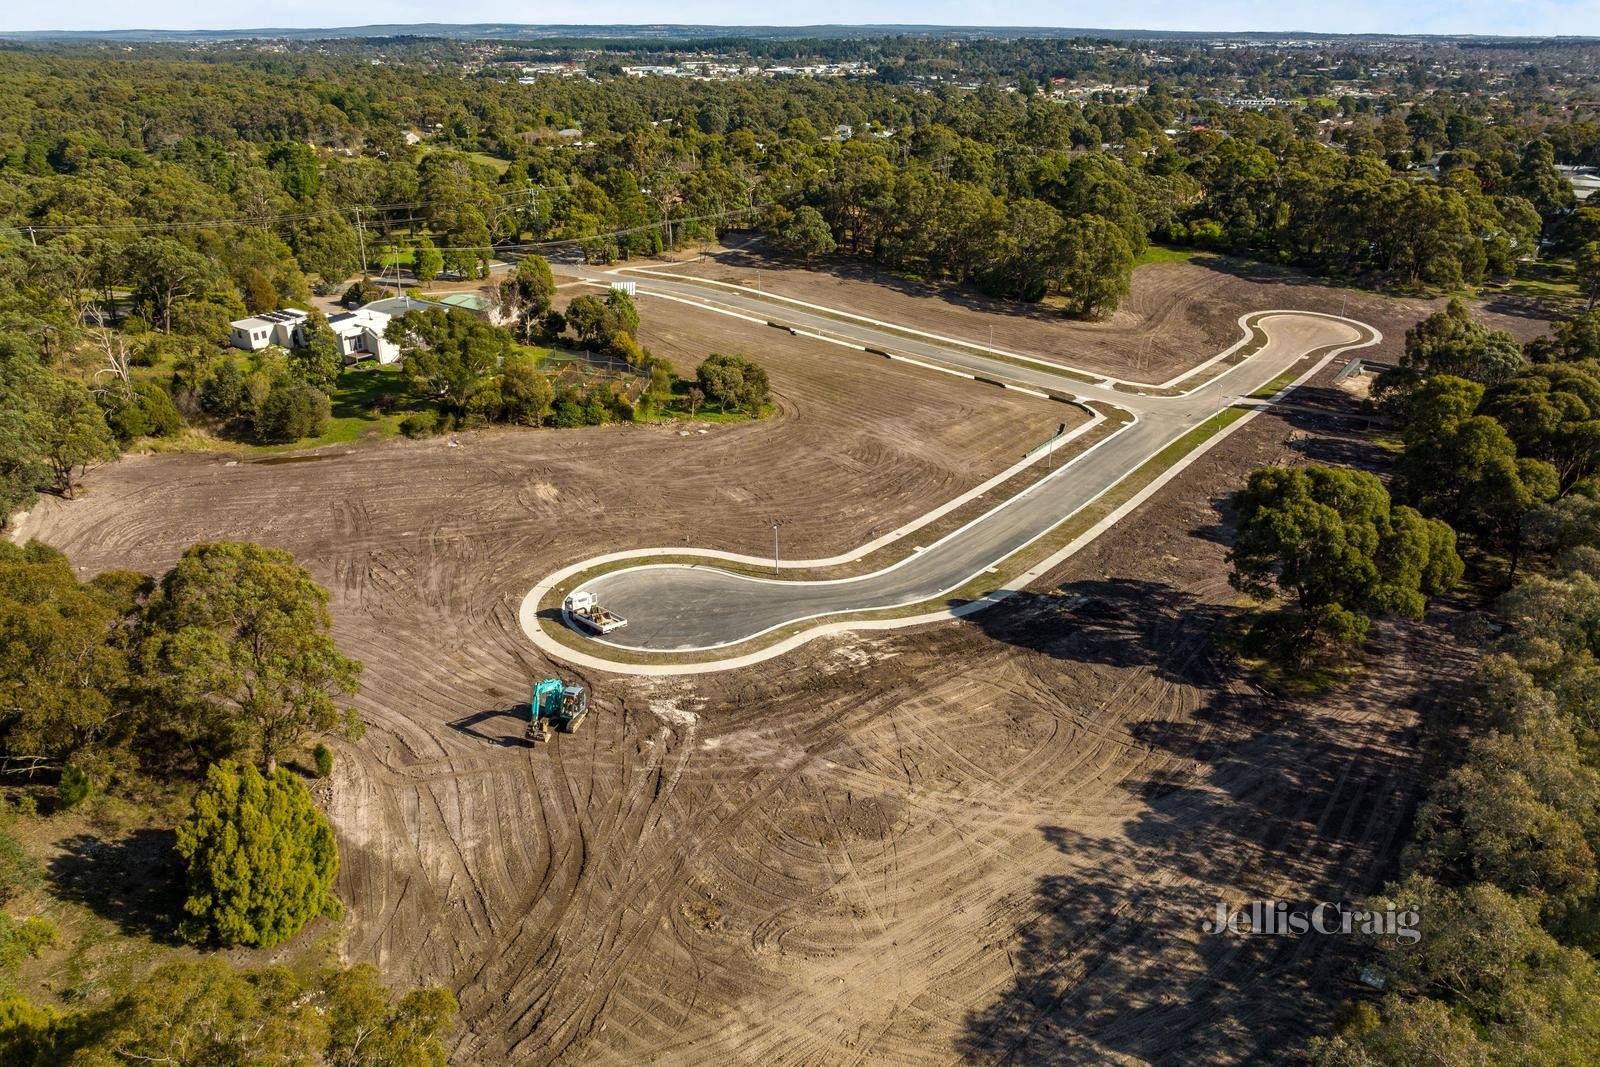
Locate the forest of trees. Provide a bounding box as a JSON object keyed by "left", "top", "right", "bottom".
{"left": 0, "top": 534, "right": 460, "bottom": 1054}
{"left": 1208, "top": 295, "right": 1600, "bottom": 1060}
{"left": 0, "top": 37, "right": 1591, "bottom": 514}
{"left": 2, "top": 29, "right": 1600, "bottom": 1061}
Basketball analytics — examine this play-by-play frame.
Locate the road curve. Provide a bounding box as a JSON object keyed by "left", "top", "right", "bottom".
{"left": 521, "top": 293, "right": 1379, "bottom": 669}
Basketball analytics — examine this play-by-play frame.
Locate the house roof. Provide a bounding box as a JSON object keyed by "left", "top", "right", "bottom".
{"left": 229, "top": 308, "right": 307, "bottom": 330}
{"left": 328, "top": 308, "right": 392, "bottom": 337}
{"left": 362, "top": 295, "right": 451, "bottom": 317}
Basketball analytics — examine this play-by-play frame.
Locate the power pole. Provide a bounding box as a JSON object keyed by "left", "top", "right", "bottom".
{"left": 26, "top": 227, "right": 36, "bottom": 247}
{"left": 354, "top": 208, "right": 368, "bottom": 277}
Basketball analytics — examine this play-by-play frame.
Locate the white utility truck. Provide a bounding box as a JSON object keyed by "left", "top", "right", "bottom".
{"left": 564, "top": 590, "right": 627, "bottom": 635}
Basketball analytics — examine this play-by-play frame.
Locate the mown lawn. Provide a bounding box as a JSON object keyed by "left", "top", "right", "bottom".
{"left": 1134, "top": 244, "right": 1202, "bottom": 267}
{"left": 254, "top": 363, "right": 417, "bottom": 452}
{"left": 1481, "top": 257, "right": 1584, "bottom": 317}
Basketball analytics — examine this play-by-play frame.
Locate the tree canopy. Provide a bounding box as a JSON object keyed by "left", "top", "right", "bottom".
{"left": 1396, "top": 298, "right": 1525, "bottom": 387}
{"left": 142, "top": 541, "right": 362, "bottom": 775}
{"left": 696, "top": 353, "right": 771, "bottom": 415}
{"left": 385, "top": 307, "right": 514, "bottom": 415}
{"left": 495, "top": 254, "right": 556, "bottom": 342}
{"left": 176, "top": 759, "right": 343, "bottom": 948}
{"left": 1228, "top": 465, "right": 1462, "bottom": 656}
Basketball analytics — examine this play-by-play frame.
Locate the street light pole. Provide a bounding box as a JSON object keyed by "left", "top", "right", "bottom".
{"left": 772, "top": 523, "right": 780, "bottom": 576}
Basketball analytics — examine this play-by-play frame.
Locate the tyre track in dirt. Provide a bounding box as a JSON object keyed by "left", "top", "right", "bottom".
{"left": 18, "top": 265, "right": 1473, "bottom": 1064}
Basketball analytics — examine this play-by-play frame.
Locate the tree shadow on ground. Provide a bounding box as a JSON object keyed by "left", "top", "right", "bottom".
{"left": 966, "top": 579, "right": 1232, "bottom": 690}
{"left": 1266, "top": 385, "right": 1390, "bottom": 473}
{"left": 447, "top": 706, "right": 534, "bottom": 747}
{"left": 956, "top": 633, "right": 1428, "bottom": 1064}
{"left": 1191, "top": 253, "right": 1388, "bottom": 293}
{"left": 48, "top": 829, "right": 184, "bottom": 943}
{"left": 1475, "top": 292, "right": 1568, "bottom": 324}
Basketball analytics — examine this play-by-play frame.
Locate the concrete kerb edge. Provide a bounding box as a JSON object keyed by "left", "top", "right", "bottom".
{"left": 608, "top": 269, "right": 1344, "bottom": 403}
{"left": 518, "top": 312, "right": 1380, "bottom": 676}
{"left": 613, "top": 262, "right": 1300, "bottom": 392}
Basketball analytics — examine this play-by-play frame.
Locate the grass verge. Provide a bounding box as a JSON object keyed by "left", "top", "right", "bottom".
{"left": 534, "top": 402, "right": 1252, "bottom": 665}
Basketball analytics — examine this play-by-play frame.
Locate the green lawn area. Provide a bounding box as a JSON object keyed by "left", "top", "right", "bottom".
{"left": 463, "top": 151, "right": 511, "bottom": 175}
{"left": 1483, "top": 257, "right": 1584, "bottom": 316}
{"left": 1134, "top": 244, "right": 1202, "bottom": 268}
{"left": 1506, "top": 257, "right": 1577, "bottom": 295}
{"left": 375, "top": 246, "right": 417, "bottom": 272}
{"left": 255, "top": 364, "right": 416, "bottom": 452}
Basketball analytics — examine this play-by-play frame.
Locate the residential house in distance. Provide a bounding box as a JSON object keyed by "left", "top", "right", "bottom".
{"left": 228, "top": 309, "right": 307, "bottom": 351}
{"left": 326, "top": 307, "right": 402, "bottom": 364}
{"left": 232, "top": 294, "right": 490, "bottom": 365}
{"left": 331, "top": 295, "right": 464, "bottom": 364}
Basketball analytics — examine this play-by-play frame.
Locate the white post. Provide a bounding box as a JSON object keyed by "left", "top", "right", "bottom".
{"left": 354, "top": 208, "right": 368, "bottom": 277}
{"left": 772, "top": 523, "right": 780, "bottom": 576}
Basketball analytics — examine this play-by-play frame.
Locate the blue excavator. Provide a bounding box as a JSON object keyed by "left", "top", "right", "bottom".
{"left": 528, "top": 678, "right": 589, "bottom": 743}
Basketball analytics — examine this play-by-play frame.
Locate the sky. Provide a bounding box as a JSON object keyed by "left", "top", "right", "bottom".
{"left": 4, "top": 0, "right": 1597, "bottom": 37}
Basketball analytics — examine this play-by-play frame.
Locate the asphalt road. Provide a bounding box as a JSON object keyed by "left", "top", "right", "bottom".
{"left": 558, "top": 272, "right": 1372, "bottom": 651}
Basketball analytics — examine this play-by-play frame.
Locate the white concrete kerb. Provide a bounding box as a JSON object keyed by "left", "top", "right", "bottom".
{"left": 518, "top": 310, "right": 1380, "bottom": 675}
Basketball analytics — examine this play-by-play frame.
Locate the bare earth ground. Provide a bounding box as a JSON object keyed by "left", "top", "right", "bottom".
{"left": 647, "top": 242, "right": 1547, "bottom": 379}
{"left": 22, "top": 261, "right": 1494, "bottom": 1064}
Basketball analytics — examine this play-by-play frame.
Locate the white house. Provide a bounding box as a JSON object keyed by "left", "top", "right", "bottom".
{"left": 328, "top": 295, "right": 458, "bottom": 365}
{"left": 232, "top": 295, "right": 474, "bottom": 366}
{"left": 327, "top": 308, "right": 401, "bottom": 364}
{"left": 228, "top": 309, "right": 307, "bottom": 351}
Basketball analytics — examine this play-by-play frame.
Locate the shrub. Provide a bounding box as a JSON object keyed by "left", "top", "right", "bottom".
{"left": 399, "top": 411, "right": 437, "bottom": 438}
{"left": 175, "top": 760, "right": 342, "bottom": 948}
{"left": 101, "top": 382, "right": 183, "bottom": 444}
{"left": 255, "top": 378, "right": 330, "bottom": 444}
{"left": 0, "top": 957, "right": 455, "bottom": 1064}
{"left": 341, "top": 278, "right": 382, "bottom": 307}
{"left": 312, "top": 743, "right": 333, "bottom": 779}
{"left": 56, "top": 765, "right": 91, "bottom": 810}
{"left": 605, "top": 390, "right": 636, "bottom": 422}
{"left": 199, "top": 358, "right": 249, "bottom": 421}
{"left": 550, "top": 390, "right": 586, "bottom": 428}
{"left": 0, "top": 914, "right": 58, "bottom": 973}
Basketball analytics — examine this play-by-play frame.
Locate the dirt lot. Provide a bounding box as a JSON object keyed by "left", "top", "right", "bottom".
{"left": 21, "top": 262, "right": 1477, "bottom": 1063}
{"left": 645, "top": 241, "right": 1548, "bottom": 381}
